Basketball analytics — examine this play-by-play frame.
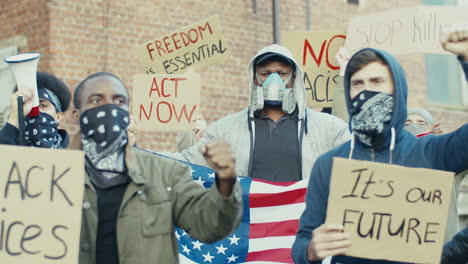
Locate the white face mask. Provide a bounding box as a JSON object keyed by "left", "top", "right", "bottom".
{"left": 256, "top": 72, "right": 293, "bottom": 105}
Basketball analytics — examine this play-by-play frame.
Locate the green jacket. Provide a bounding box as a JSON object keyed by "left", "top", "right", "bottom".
{"left": 78, "top": 146, "right": 243, "bottom": 264}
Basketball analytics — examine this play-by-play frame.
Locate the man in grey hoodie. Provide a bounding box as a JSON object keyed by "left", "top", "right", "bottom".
{"left": 168, "top": 44, "right": 350, "bottom": 181}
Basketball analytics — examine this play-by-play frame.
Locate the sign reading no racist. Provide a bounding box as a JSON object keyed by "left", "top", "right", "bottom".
{"left": 282, "top": 31, "right": 346, "bottom": 108}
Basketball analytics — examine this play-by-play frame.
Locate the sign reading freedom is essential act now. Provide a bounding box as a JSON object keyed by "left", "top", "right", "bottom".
{"left": 345, "top": 6, "right": 468, "bottom": 55}
{"left": 133, "top": 72, "right": 201, "bottom": 132}
{"left": 326, "top": 158, "right": 454, "bottom": 264}
{"left": 0, "top": 145, "right": 84, "bottom": 264}
{"left": 282, "top": 31, "right": 346, "bottom": 108}
{"left": 134, "top": 15, "right": 231, "bottom": 74}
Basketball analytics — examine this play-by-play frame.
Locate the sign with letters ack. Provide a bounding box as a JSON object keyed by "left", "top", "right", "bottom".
{"left": 282, "top": 31, "right": 346, "bottom": 108}
{"left": 345, "top": 6, "right": 468, "bottom": 55}
{"left": 134, "top": 15, "right": 231, "bottom": 74}
{"left": 326, "top": 158, "right": 454, "bottom": 264}
{"left": 0, "top": 145, "right": 84, "bottom": 264}
{"left": 133, "top": 72, "right": 201, "bottom": 132}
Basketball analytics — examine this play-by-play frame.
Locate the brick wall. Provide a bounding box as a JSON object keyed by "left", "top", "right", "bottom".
{"left": 1, "top": 0, "right": 466, "bottom": 152}
{"left": 0, "top": 0, "right": 51, "bottom": 69}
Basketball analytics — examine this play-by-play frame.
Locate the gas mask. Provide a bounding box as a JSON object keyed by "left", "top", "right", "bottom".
{"left": 405, "top": 123, "right": 431, "bottom": 137}
{"left": 252, "top": 72, "right": 296, "bottom": 114}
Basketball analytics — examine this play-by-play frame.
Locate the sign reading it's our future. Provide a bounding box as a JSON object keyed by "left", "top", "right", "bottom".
{"left": 0, "top": 145, "right": 84, "bottom": 264}
{"left": 135, "top": 15, "right": 231, "bottom": 74}
{"left": 326, "top": 158, "right": 454, "bottom": 264}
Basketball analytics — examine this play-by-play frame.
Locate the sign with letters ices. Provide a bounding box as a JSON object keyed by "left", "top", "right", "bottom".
{"left": 0, "top": 145, "right": 84, "bottom": 264}
{"left": 326, "top": 158, "right": 454, "bottom": 264}
{"left": 345, "top": 6, "right": 468, "bottom": 55}
{"left": 133, "top": 72, "right": 200, "bottom": 132}
{"left": 282, "top": 31, "right": 346, "bottom": 108}
{"left": 134, "top": 15, "right": 231, "bottom": 74}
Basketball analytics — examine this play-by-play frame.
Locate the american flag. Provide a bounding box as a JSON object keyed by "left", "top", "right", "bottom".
{"left": 177, "top": 161, "right": 307, "bottom": 264}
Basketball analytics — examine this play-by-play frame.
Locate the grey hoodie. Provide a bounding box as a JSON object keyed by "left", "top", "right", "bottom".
{"left": 167, "top": 44, "right": 350, "bottom": 180}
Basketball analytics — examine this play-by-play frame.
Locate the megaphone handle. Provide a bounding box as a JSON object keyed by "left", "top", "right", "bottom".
{"left": 17, "top": 95, "right": 25, "bottom": 146}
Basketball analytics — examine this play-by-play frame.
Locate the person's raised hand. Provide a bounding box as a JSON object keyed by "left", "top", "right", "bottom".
{"left": 7, "top": 88, "right": 35, "bottom": 128}
{"left": 441, "top": 24, "right": 468, "bottom": 62}
{"left": 200, "top": 140, "right": 236, "bottom": 196}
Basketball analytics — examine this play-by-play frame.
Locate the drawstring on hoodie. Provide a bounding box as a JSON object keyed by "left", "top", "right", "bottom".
{"left": 348, "top": 127, "right": 396, "bottom": 164}
{"left": 348, "top": 133, "right": 355, "bottom": 160}
{"left": 389, "top": 127, "right": 395, "bottom": 164}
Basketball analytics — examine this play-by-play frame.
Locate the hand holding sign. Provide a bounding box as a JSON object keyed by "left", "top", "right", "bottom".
{"left": 441, "top": 24, "right": 468, "bottom": 61}
{"left": 200, "top": 140, "right": 236, "bottom": 197}
{"left": 307, "top": 223, "right": 351, "bottom": 261}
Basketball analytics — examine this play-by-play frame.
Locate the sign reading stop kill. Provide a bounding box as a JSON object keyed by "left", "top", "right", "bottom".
{"left": 0, "top": 145, "right": 84, "bottom": 264}
{"left": 326, "top": 158, "right": 454, "bottom": 264}
{"left": 345, "top": 6, "right": 468, "bottom": 55}
{"left": 282, "top": 31, "right": 346, "bottom": 108}
{"left": 133, "top": 73, "right": 201, "bottom": 132}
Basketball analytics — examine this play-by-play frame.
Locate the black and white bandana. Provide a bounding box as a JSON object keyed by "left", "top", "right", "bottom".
{"left": 80, "top": 104, "right": 130, "bottom": 189}
{"left": 24, "top": 112, "right": 63, "bottom": 149}
{"left": 350, "top": 90, "right": 393, "bottom": 147}
{"left": 38, "top": 88, "right": 62, "bottom": 112}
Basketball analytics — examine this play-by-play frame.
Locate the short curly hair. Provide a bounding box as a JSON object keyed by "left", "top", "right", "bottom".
{"left": 73, "top": 72, "right": 127, "bottom": 109}
{"left": 36, "top": 71, "right": 71, "bottom": 112}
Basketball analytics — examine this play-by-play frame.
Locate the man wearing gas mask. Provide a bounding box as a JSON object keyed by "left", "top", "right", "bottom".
{"left": 168, "top": 44, "right": 350, "bottom": 182}
{"left": 0, "top": 71, "right": 71, "bottom": 148}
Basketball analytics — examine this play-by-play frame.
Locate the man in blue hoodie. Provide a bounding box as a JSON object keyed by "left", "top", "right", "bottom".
{"left": 292, "top": 28, "right": 468, "bottom": 263}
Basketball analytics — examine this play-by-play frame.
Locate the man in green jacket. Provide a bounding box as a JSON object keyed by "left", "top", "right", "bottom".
{"left": 70, "top": 72, "right": 242, "bottom": 264}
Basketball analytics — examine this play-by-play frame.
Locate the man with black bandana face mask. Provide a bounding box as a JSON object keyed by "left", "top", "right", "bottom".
{"left": 292, "top": 26, "right": 468, "bottom": 264}
{"left": 0, "top": 71, "right": 70, "bottom": 148}
{"left": 69, "top": 72, "right": 242, "bottom": 264}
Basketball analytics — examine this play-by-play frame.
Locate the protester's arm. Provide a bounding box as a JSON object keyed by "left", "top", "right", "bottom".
{"left": 426, "top": 124, "right": 468, "bottom": 174}
{"left": 0, "top": 123, "right": 19, "bottom": 145}
{"left": 6, "top": 89, "right": 35, "bottom": 129}
{"left": 441, "top": 227, "right": 468, "bottom": 264}
{"left": 440, "top": 25, "right": 468, "bottom": 81}
{"left": 172, "top": 143, "right": 242, "bottom": 243}
{"left": 0, "top": 90, "right": 36, "bottom": 145}
{"left": 331, "top": 116, "right": 351, "bottom": 148}
{"left": 159, "top": 123, "right": 220, "bottom": 166}
{"left": 292, "top": 156, "right": 351, "bottom": 263}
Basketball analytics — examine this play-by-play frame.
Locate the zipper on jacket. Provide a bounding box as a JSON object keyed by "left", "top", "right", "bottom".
{"left": 370, "top": 148, "right": 375, "bottom": 161}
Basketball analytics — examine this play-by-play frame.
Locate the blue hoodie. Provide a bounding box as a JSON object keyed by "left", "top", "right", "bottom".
{"left": 292, "top": 48, "right": 468, "bottom": 264}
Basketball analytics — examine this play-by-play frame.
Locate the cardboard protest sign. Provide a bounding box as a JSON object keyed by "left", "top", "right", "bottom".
{"left": 345, "top": 6, "right": 468, "bottom": 55}
{"left": 133, "top": 72, "right": 200, "bottom": 132}
{"left": 326, "top": 158, "right": 454, "bottom": 264}
{"left": 134, "top": 15, "right": 231, "bottom": 74}
{"left": 282, "top": 31, "right": 346, "bottom": 107}
{"left": 0, "top": 145, "right": 84, "bottom": 264}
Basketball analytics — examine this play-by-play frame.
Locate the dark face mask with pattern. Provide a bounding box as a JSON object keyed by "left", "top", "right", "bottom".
{"left": 24, "top": 112, "right": 62, "bottom": 149}
{"left": 80, "top": 104, "right": 130, "bottom": 153}
{"left": 79, "top": 104, "right": 130, "bottom": 189}
{"left": 350, "top": 90, "right": 393, "bottom": 147}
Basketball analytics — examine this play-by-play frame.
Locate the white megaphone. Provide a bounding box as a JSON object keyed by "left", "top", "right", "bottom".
{"left": 4, "top": 52, "right": 41, "bottom": 116}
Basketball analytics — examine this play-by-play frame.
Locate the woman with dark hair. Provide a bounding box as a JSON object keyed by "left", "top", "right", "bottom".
{"left": 0, "top": 71, "right": 71, "bottom": 148}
